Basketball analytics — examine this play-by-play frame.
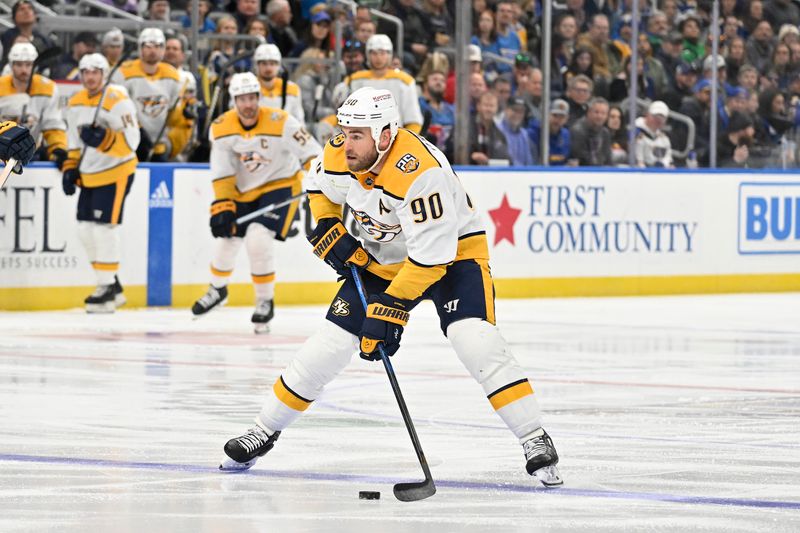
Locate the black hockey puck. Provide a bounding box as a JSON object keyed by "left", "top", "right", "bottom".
{"left": 359, "top": 491, "right": 380, "bottom": 500}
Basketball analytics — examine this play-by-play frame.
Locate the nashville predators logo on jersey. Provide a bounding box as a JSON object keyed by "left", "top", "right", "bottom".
{"left": 137, "top": 95, "right": 168, "bottom": 118}
{"left": 331, "top": 297, "right": 350, "bottom": 316}
{"left": 240, "top": 151, "right": 271, "bottom": 173}
{"left": 351, "top": 209, "right": 401, "bottom": 242}
{"left": 395, "top": 153, "right": 420, "bottom": 173}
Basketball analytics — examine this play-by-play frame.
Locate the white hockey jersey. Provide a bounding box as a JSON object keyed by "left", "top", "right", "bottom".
{"left": 0, "top": 74, "right": 66, "bottom": 157}
{"left": 257, "top": 78, "right": 304, "bottom": 123}
{"left": 209, "top": 106, "right": 321, "bottom": 202}
{"left": 305, "top": 129, "right": 488, "bottom": 301}
{"left": 634, "top": 117, "right": 673, "bottom": 168}
{"left": 65, "top": 85, "right": 140, "bottom": 186}
{"left": 334, "top": 69, "right": 423, "bottom": 132}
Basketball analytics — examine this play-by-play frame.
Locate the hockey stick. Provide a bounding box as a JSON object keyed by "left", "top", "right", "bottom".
{"left": 203, "top": 49, "right": 256, "bottom": 140}
{"left": 0, "top": 157, "right": 18, "bottom": 189}
{"left": 234, "top": 192, "right": 307, "bottom": 225}
{"left": 77, "top": 46, "right": 136, "bottom": 172}
{"left": 146, "top": 77, "right": 189, "bottom": 162}
{"left": 349, "top": 265, "right": 437, "bottom": 502}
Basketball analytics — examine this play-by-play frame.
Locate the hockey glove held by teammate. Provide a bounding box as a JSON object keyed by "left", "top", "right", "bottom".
{"left": 210, "top": 199, "right": 237, "bottom": 238}
{"left": 307, "top": 217, "right": 370, "bottom": 277}
{"left": 79, "top": 125, "right": 114, "bottom": 151}
{"left": 62, "top": 168, "right": 80, "bottom": 196}
{"left": 51, "top": 148, "right": 68, "bottom": 171}
{"left": 0, "top": 121, "right": 35, "bottom": 172}
{"left": 359, "top": 292, "right": 410, "bottom": 361}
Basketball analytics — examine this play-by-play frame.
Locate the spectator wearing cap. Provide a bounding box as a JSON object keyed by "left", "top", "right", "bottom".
{"left": 664, "top": 61, "right": 699, "bottom": 110}
{"left": 290, "top": 10, "right": 332, "bottom": 57}
{"left": 764, "top": 0, "right": 800, "bottom": 28}
{"left": 447, "top": 91, "right": 509, "bottom": 165}
{"left": 266, "top": 0, "right": 299, "bottom": 57}
{"left": 569, "top": 96, "right": 612, "bottom": 166}
{"left": 634, "top": 101, "right": 673, "bottom": 168}
{"left": 341, "top": 40, "right": 365, "bottom": 76}
{"left": 677, "top": 11, "right": 704, "bottom": 64}
{"left": 51, "top": 32, "right": 98, "bottom": 81}
{"left": 564, "top": 74, "right": 594, "bottom": 126}
{"left": 703, "top": 54, "right": 735, "bottom": 97}
{"left": 419, "top": 68, "right": 455, "bottom": 151}
{"left": 678, "top": 79, "right": 713, "bottom": 164}
{"left": 745, "top": 20, "right": 775, "bottom": 75}
{"left": 494, "top": 1, "right": 523, "bottom": 72}
{"left": 181, "top": 0, "right": 216, "bottom": 33}
{"left": 495, "top": 96, "right": 536, "bottom": 166}
{"left": 511, "top": 52, "right": 536, "bottom": 94}
{"left": 101, "top": 29, "right": 125, "bottom": 69}
{"left": 718, "top": 111, "right": 756, "bottom": 167}
{"left": 658, "top": 31, "right": 685, "bottom": 87}
{"left": 526, "top": 98, "right": 572, "bottom": 165}
{"left": 577, "top": 14, "right": 623, "bottom": 78}
{"left": 0, "top": 0, "right": 55, "bottom": 64}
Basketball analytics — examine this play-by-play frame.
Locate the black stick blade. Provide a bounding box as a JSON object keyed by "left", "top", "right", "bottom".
{"left": 393, "top": 480, "right": 436, "bottom": 502}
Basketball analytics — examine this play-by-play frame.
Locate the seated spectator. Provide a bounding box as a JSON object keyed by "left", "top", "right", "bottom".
{"left": 182, "top": 0, "right": 216, "bottom": 33}
{"left": 1, "top": 0, "right": 55, "bottom": 63}
{"left": 737, "top": 64, "right": 759, "bottom": 93}
{"left": 419, "top": 68, "right": 455, "bottom": 150}
{"left": 232, "top": 0, "right": 259, "bottom": 33}
{"left": 51, "top": 32, "right": 97, "bottom": 81}
{"left": 495, "top": 96, "right": 536, "bottom": 166}
{"left": 446, "top": 44, "right": 485, "bottom": 103}
{"left": 634, "top": 101, "right": 673, "bottom": 168}
{"left": 766, "top": 43, "right": 793, "bottom": 89}
{"left": 576, "top": 14, "right": 622, "bottom": 79}
{"left": 720, "top": 87, "right": 750, "bottom": 131}
{"left": 516, "top": 67, "right": 543, "bottom": 122}
{"left": 746, "top": 21, "right": 775, "bottom": 75}
{"left": 266, "top": 0, "right": 299, "bottom": 57}
{"left": 763, "top": 0, "right": 800, "bottom": 28}
{"left": 565, "top": 46, "right": 609, "bottom": 98}
{"left": 494, "top": 1, "right": 523, "bottom": 71}
{"left": 354, "top": 18, "right": 377, "bottom": 44}
{"left": 569, "top": 97, "right": 612, "bottom": 166}
{"left": 468, "top": 71, "right": 488, "bottom": 113}
{"left": 564, "top": 74, "right": 594, "bottom": 125}
{"left": 471, "top": 9, "right": 504, "bottom": 74}
{"left": 421, "top": 0, "right": 454, "bottom": 48}
{"left": 725, "top": 36, "right": 747, "bottom": 83}
{"left": 342, "top": 39, "right": 366, "bottom": 76}
{"left": 448, "top": 91, "right": 509, "bottom": 165}
{"left": 208, "top": 15, "right": 250, "bottom": 87}
{"left": 292, "top": 47, "right": 334, "bottom": 124}
{"left": 743, "top": 1, "right": 765, "bottom": 36}
{"left": 718, "top": 111, "right": 755, "bottom": 167}
{"left": 677, "top": 11, "right": 704, "bottom": 63}
{"left": 555, "top": 13, "right": 579, "bottom": 44}
{"left": 146, "top": 0, "right": 170, "bottom": 22}
{"left": 756, "top": 87, "right": 794, "bottom": 146}
{"left": 378, "top": 0, "right": 429, "bottom": 74}
{"left": 527, "top": 98, "right": 572, "bottom": 165}
{"left": 637, "top": 33, "right": 668, "bottom": 98}
{"left": 657, "top": 31, "right": 684, "bottom": 87}
{"left": 607, "top": 104, "right": 628, "bottom": 165}
{"left": 663, "top": 61, "right": 699, "bottom": 111}
{"left": 290, "top": 10, "right": 332, "bottom": 57}
{"left": 490, "top": 73, "right": 513, "bottom": 118}
{"left": 244, "top": 17, "right": 269, "bottom": 47}
{"left": 609, "top": 55, "right": 657, "bottom": 102}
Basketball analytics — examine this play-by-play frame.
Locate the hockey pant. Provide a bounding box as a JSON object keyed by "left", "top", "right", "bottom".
{"left": 256, "top": 318, "right": 543, "bottom": 444}
{"left": 209, "top": 223, "right": 276, "bottom": 300}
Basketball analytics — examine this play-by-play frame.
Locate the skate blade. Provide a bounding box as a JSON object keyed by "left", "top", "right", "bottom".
{"left": 533, "top": 465, "right": 563, "bottom": 487}
{"left": 86, "top": 303, "right": 115, "bottom": 314}
{"left": 114, "top": 294, "right": 127, "bottom": 308}
{"left": 253, "top": 323, "right": 270, "bottom": 334}
{"left": 219, "top": 456, "right": 258, "bottom": 471}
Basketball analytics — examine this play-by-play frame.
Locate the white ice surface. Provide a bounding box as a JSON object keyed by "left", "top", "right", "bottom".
{"left": 1, "top": 293, "right": 799, "bottom": 532}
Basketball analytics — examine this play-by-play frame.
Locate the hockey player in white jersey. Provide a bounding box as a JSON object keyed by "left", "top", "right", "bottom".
{"left": 332, "top": 34, "right": 423, "bottom": 133}
{"left": 0, "top": 43, "right": 67, "bottom": 168}
{"left": 110, "top": 28, "right": 193, "bottom": 162}
{"left": 251, "top": 43, "right": 304, "bottom": 123}
{"left": 220, "top": 87, "right": 563, "bottom": 488}
{"left": 62, "top": 53, "right": 141, "bottom": 313}
{"left": 191, "top": 72, "right": 321, "bottom": 332}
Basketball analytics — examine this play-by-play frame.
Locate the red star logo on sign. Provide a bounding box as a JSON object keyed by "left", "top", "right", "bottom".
{"left": 488, "top": 194, "right": 521, "bottom": 246}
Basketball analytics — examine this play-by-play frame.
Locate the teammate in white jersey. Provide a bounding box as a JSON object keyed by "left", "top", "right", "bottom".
{"left": 251, "top": 43, "right": 304, "bottom": 122}
{"left": 220, "top": 87, "right": 563, "bottom": 488}
{"left": 110, "top": 28, "right": 194, "bottom": 162}
{"left": 0, "top": 43, "right": 67, "bottom": 168}
{"left": 191, "top": 72, "right": 321, "bottom": 332}
{"left": 62, "top": 53, "right": 141, "bottom": 313}
{"left": 332, "top": 34, "right": 423, "bottom": 133}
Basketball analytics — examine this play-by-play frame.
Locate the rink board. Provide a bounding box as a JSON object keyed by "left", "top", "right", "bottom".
{"left": 1, "top": 164, "right": 799, "bottom": 309}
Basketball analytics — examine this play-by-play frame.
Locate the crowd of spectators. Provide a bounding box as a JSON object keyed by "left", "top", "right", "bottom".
{"left": 5, "top": 0, "right": 800, "bottom": 168}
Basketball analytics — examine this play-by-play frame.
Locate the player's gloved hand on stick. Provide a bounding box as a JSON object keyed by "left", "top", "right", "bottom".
{"left": 136, "top": 128, "right": 153, "bottom": 161}
{"left": 210, "top": 199, "right": 237, "bottom": 238}
{"left": 62, "top": 168, "right": 80, "bottom": 196}
{"left": 51, "top": 148, "right": 68, "bottom": 171}
{"left": 359, "top": 292, "right": 410, "bottom": 361}
{"left": 0, "top": 121, "right": 35, "bottom": 172}
{"left": 79, "top": 125, "right": 112, "bottom": 149}
{"left": 307, "top": 217, "right": 370, "bottom": 277}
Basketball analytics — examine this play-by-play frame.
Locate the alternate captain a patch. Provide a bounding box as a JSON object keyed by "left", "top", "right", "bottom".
{"left": 395, "top": 153, "right": 419, "bottom": 173}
